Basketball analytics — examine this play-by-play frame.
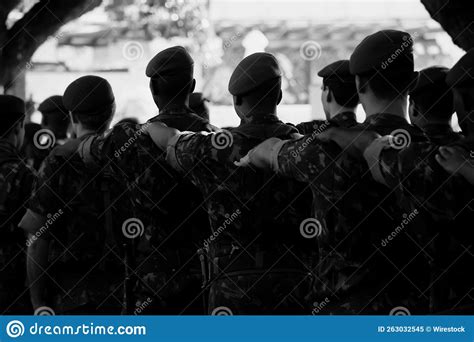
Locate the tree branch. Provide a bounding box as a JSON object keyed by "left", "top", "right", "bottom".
{"left": 421, "top": 0, "right": 474, "bottom": 51}
{"left": 1, "top": 0, "right": 102, "bottom": 86}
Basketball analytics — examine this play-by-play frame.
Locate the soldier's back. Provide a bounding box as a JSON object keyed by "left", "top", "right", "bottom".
{"left": 0, "top": 141, "right": 35, "bottom": 314}
{"left": 27, "top": 137, "right": 124, "bottom": 314}
{"left": 168, "top": 120, "right": 317, "bottom": 314}
{"left": 90, "top": 116, "right": 214, "bottom": 314}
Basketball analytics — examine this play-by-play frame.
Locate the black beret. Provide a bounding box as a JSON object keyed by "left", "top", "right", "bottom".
{"left": 350, "top": 30, "right": 414, "bottom": 75}
{"left": 146, "top": 46, "right": 194, "bottom": 79}
{"left": 446, "top": 48, "right": 474, "bottom": 88}
{"left": 38, "top": 95, "right": 67, "bottom": 115}
{"left": 0, "top": 95, "right": 25, "bottom": 116}
{"left": 318, "top": 60, "right": 354, "bottom": 84}
{"left": 410, "top": 66, "right": 449, "bottom": 96}
{"left": 229, "top": 52, "right": 281, "bottom": 96}
{"left": 189, "top": 92, "right": 209, "bottom": 108}
{"left": 63, "top": 75, "right": 115, "bottom": 115}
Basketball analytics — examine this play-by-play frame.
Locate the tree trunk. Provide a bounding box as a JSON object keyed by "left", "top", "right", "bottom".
{"left": 0, "top": 0, "right": 102, "bottom": 96}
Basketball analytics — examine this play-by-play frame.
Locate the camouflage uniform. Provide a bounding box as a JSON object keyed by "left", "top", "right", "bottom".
{"left": 422, "top": 123, "right": 463, "bottom": 145}
{"left": 296, "top": 112, "right": 357, "bottom": 135}
{"left": 273, "top": 113, "right": 429, "bottom": 314}
{"left": 23, "top": 135, "right": 125, "bottom": 314}
{"left": 364, "top": 136, "right": 474, "bottom": 313}
{"left": 166, "top": 115, "right": 317, "bottom": 314}
{"left": 79, "top": 107, "right": 215, "bottom": 314}
{"left": 0, "top": 140, "right": 35, "bottom": 314}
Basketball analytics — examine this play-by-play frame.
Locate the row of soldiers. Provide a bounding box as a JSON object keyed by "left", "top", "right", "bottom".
{"left": 1, "top": 29, "right": 473, "bottom": 315}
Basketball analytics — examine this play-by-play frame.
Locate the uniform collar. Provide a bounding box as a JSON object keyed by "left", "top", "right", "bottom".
{"left": 363, "top": 113, "right": 409, "bottom": 127}
{"left": 158, "top": 105, "right": 194, "bottom": 116}
{"left": 151, "top": 106, "right": 207, "bottom": 123}
{"left": 235, "top": 114, "right": 298, "bottom": 140}
{"left": 331, "top": 111, "right": 357, "bottom": 125}
{"left": 422, "top": 123, "right": 462, "bottom": 144}
{"left": 423, "top": 123, "right": 454, "bottom": 136}
{"left": 0, "top": 140, "right": 20, "bottom": 163}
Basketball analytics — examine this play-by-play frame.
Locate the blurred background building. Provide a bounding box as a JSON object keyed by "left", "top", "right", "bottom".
{"left": 20, "top": 0, "right": 464, "bottom": 127}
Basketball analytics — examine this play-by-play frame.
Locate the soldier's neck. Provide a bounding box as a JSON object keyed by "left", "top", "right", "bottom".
{"left": 329, "top": 106, "right": 356, "bottom": 118}
{"left": 363, "top": 98, "right": 408, "bottom": 119}
{"left": 76, "top": 128, "right": 96, "bottom": 139}
{"left": 157, "top": 98, "right": 189, "bottom": 112}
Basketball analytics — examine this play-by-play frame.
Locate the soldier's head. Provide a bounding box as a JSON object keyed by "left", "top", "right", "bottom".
{"left": 189, "top": 92, "right": 210, "bottom": 121}
{"left": 39, "top": 95, "right": 70, "bottom": 140}
{"left": 229, "top": 53, "right": 282, "bottom": 122}
{"left": 447, "top": 49, "right": 474, "bottom": 136}
{"left": 409, "top": 67, "right": 454, "bottom": 129}
{"left": 350, "top": 30, "right": 417, "bottom": 117}
{"left": 319, "top": 60, "right": 359, "bottom": 120}
{"left": 63, "top": 75, "right": 115, "bottom": 137}
{"left": 146, "top": 46, "right": 196, "bottom": 110}
{"left": 0, "top": 95, "right": 26, "bottom": 149}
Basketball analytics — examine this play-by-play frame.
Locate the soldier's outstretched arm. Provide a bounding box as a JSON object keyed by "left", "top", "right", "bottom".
{"left": 26, "top": 236, "right": 50, "bottom": 311}
{"left": 235, "top": 137, "right": 283, "bottom": 169}
{"left": 319, "top": 127, "right": 380, "bottom": 157}
{"left": 436, "top": 146, "right": 474, "bottom": 185}
{"left": 239, "top": 132, "right": 345, "bottom": 183}
{"left": 145, "top": 121, "right": 181, "bottom": 151}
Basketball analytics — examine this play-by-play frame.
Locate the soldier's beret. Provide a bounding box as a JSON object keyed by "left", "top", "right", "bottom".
{"left": 38, "top": 95, "right": 67, "bottom": 115}
{"left": 318, "top": 60, "right": 354, "bottom": 84}
{"left": 350, "top": 30, "right": 414, "bottom": 75}
{"left": 229, "top": 52, "right": 282, "bottom": 96}
{"left": 410, "top": 66, "right": 449, "bottom": 96}
{"left": 63, "top": 76, "right": 115, "bottom": 115}
{"left": 189, "top": 92, "right": 209, "bottom": 108}
{"left": 0, "top": 95, "right": 25, "bottom": 116}
{"left": 446, "top": 48, "right": 474, "bottom": 88}
{"left": 146, "top": 46, "right": 194, "bottom": 79}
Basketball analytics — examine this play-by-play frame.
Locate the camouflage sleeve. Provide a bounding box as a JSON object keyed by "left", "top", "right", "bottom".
{"left": 396, "top": 143, "right": 472, "bottom": 219}
{"left": 20, "top": 155, "right": 63, "bottom": 235}
{"left": 167, "top": 131, "right": 236, "bottom": 173}
{"left": 363, "top": 136, "right": 401, "bottom": 188}
{"left": 296, "top": 120, "right": 327, "bottom": 135}
{"left": 78, "top": 123, "right": 144, "bottom": 169}
{"left": 274, "top": 134, "right": 341, "bottom": 183}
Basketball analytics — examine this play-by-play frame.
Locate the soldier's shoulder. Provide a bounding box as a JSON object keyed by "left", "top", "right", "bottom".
{"left": 52, "top": 138, "right": 83, "bottom": 157}
{"left": 296, "top": 120, "right": 327, "bottom": 134}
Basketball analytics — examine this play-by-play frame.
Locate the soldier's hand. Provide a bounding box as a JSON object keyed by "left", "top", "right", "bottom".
{"left": 436, "top": 146, "right": 470, "bottom": 174}
{"left": 235, "top": 137, "right": 282, "bottom": 169}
